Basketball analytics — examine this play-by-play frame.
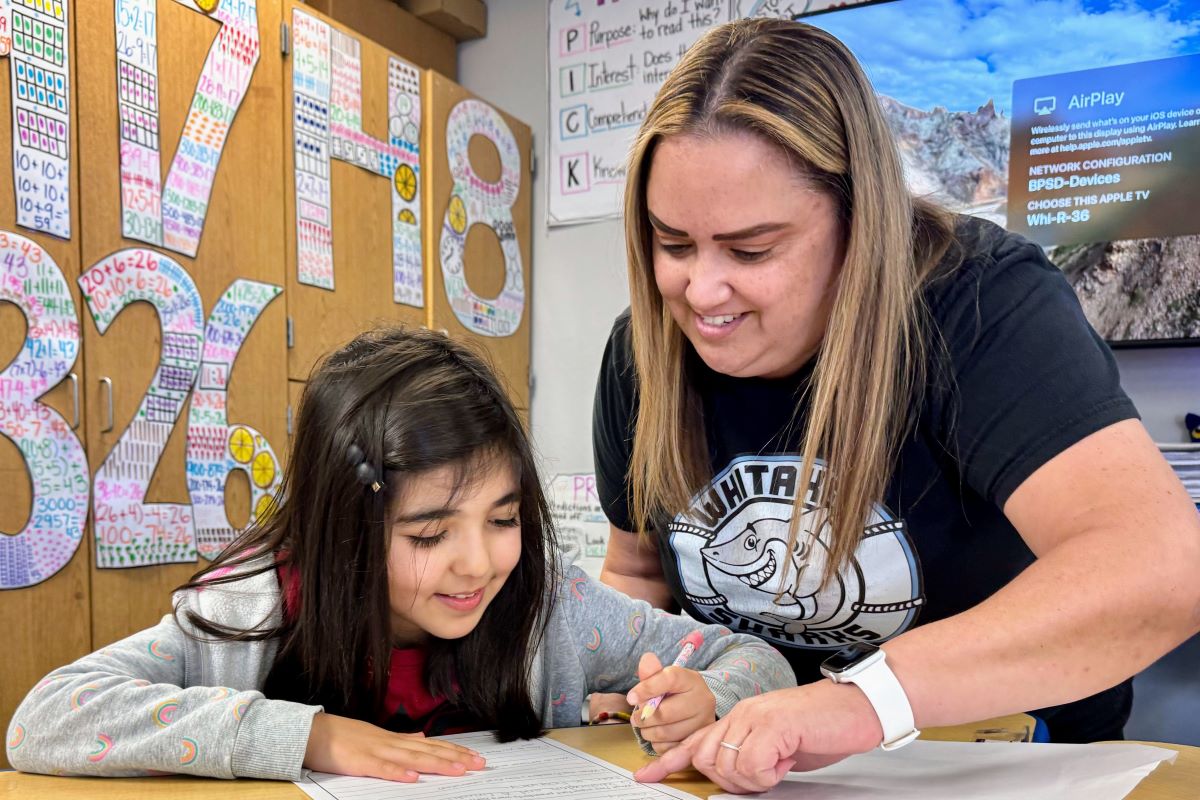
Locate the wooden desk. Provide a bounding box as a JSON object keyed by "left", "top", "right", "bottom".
{"left": 547, "top": 726, "right": 1200, "bottom": 800}
{"left": 1, "top": 723, "right": 1196, "bottom": 798}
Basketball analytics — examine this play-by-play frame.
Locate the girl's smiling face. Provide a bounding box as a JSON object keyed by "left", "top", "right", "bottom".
{"left": 646, "top": 131, "right": 846, "bottom": 379}
{"left": 386, "top": 456, "right": 522, "bottom": 645}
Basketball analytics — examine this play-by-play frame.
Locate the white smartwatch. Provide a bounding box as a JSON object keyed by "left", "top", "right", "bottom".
{"left": 820, "top": 643, "right": 920, "bottom": 750}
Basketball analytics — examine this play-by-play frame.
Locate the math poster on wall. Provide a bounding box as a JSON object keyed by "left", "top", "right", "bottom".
{"left": 548, "top": 473, "right": 609, "bottom": 580}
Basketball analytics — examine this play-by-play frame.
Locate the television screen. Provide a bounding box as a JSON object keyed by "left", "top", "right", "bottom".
{"left": 794, "top": 0, "right": 1200, "bottom": 344}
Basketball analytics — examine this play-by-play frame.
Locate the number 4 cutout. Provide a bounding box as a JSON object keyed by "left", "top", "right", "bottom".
{"left": 115, "top": 0, "right": 259, "bottom": 257}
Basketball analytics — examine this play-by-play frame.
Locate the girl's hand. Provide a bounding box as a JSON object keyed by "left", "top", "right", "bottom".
{"left": 303, "top": 712, "right": 486, "bottom": 782}
{"left": 627, "top": 652, "right": 717, "bottom": 753}
{"left": 634, "top": 681, "right": 883, "bottom": 794}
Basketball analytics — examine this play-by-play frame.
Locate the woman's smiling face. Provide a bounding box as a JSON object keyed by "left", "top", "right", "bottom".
{"left": 646, "top": 130, "right": 846, "bottom": 379}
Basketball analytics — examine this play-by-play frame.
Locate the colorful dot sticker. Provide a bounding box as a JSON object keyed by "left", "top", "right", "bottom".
{"left": 228, "top": 427, "right": 255, "bottom": 464}
{"left": 393, "top": 163, "right": 417, "bottom": 202}
{"left": 251, "top": 451, "right": 276, "bottom": 488}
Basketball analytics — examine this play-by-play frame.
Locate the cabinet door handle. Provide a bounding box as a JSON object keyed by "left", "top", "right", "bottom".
{"left": 68, "top": 372, "right": 79, "bottom": 430}
{"left": 100, "top": 377, "right": 114, "bottom": 433}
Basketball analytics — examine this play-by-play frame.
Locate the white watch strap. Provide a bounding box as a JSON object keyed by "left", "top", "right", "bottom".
{"left": 845, "top": 658, "right": 920, "bottom": 750}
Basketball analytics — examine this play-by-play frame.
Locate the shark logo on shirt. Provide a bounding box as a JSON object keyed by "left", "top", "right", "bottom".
{"left": 700, "top": 515, "right": 835, "bottom": 625}
{"left": 668, "top": 455, "right": 924, "bottom": 650}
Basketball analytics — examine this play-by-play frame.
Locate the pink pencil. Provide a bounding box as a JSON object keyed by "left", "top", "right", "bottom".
{"left": 639, "top": 630, "right": 705, "bottom": 722}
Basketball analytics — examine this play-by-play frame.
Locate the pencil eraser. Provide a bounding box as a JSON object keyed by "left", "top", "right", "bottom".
{"left": 683, "top": 630, "right": 704, "bottom": 650}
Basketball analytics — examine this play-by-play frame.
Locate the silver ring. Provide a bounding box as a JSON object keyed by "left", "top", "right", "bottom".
{"left": 719, "top": 741, "right": 742, "bottom": 752}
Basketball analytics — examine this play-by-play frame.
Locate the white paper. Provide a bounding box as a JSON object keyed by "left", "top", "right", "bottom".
{"left": 711, "top": 740, "right": 1177, "bottom": 800}
{"left": 294, "top": 730, "right": 699, "bottom": 800}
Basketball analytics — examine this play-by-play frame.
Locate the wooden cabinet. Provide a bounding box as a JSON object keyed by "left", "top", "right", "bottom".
{"left": 422, "top": 71, "right": 532, "bottom": 409}
{"left": 0, "top": 4, "right": 89, "bottom": 771}
{"left": 283, "top": 1, "right": 425, "bottom": 381}
{"left": 73, "top": 0, "right": 289, "bottom": 646}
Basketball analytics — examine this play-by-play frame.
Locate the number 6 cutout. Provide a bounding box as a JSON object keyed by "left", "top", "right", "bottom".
{"left": 185, "top": 278, "right": 282, "bottom": 559}
{"left": 0, "top": 231, "right": 88, "bottom": 588}
{"left": 439, "top": 99, "right": 524, "bottom": 337}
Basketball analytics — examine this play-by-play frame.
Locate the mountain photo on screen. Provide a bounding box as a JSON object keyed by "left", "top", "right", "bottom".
{"left": 806, "top": 0, "right": 1200, "bottom": 343}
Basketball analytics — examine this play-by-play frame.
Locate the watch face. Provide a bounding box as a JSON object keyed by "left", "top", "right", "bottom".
{"left": 821, "top": 642, "right": 881, "bottom": 674}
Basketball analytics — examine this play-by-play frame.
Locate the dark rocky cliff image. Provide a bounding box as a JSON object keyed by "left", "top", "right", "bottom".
{"left": 1052, "top": 235, "right": 1200, "bottom": 342}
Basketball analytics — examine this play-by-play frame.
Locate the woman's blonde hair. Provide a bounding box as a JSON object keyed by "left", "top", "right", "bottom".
{"left": 624, "top": 18, "right": 956, "bottom": 583}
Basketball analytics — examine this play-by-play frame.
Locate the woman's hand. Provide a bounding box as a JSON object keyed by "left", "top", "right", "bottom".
{"left": 634, "top": 681, "right": 883, "bottom": 794}
{"left": 303, "top": 712, "right": 486, "bottom": 782}
{"left": 628, "top": 652, "right": 716, "bottom": 753}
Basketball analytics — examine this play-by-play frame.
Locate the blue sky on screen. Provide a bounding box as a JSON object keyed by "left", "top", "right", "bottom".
{"left": 806, "top": 0, "right": 1200, "bottom": 116}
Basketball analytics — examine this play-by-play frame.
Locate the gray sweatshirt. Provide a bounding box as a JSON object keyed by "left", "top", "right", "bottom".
{"left": 6, "top": 556, "right": 794, "bottom": 781}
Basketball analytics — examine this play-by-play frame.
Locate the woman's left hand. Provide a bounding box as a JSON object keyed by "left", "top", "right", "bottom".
{"left": 633, "top": 681, "right": 884, "bottom": 794}
{"left": 628, "top": 652, "right": 716, "bottom": 753}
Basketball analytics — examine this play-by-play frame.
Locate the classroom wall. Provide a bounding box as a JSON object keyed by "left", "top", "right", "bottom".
{"left": 460, "top": 1, "right": 630, "bottom": 478}
{"left": 459, "top": 0, "right": 1200, "bottom": 470}
{"left": 458, "top": 0, "right": 1200, "bottom": 746}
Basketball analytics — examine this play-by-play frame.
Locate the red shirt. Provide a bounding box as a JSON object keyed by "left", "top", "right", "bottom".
{"left": 276, "top": 561, "right": 480, "bottom": 735}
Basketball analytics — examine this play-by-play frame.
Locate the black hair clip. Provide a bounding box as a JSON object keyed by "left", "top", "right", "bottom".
{"left": 346, "top": 443, "right": 385, "bottom": 493}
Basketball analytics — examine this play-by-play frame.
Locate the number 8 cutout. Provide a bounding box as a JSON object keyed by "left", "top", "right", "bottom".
{"left": 439, "top": 99, "right": 524, "bottom": 337}
{"left": 0, "top": 232, "right": 89, "bottom": 589}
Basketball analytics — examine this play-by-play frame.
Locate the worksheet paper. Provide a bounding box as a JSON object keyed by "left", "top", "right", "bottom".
{"left": 711, "top": 740, "right": 1178, "bottom": 800}
{"left": 294, "top": 731, "right": 700, "bottom": 800}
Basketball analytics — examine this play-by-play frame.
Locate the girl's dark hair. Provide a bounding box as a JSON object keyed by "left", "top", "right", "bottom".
{"left": 174, "top": 326, "right": 556, "bottom": 740}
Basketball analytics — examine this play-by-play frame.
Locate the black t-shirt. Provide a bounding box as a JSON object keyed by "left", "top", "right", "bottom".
{"left": 593, "top": 216, "right": 1138, "bottom": 742}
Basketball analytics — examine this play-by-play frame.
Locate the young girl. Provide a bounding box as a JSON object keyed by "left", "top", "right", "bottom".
{"left": 6, "top": 327, "right": 794, "bottom": 782}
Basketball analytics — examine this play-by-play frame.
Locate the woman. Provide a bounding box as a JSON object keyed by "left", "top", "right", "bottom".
{"left": 592, "top": 17, "right": 1200, "bottom": 794}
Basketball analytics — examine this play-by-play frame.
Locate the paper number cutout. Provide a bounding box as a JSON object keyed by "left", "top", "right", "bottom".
{"left": 439, "top": 99, "right": 524, "bottom": 337}
{"left": 291, "top": 9, "right": 423, "bottom": 304}
{"left": 5, "top": 0, "right": 72, "bottom": 238}
{"left": 185, "top": 278, "right": 282, "bottom": 559}
{"left": 116, "top": 0, "right": 260, "bottom": 257}
{"left": 0, "top": 231, "right": 89, "bottom": 589}
{"left": 80, "top": 249, "right": 203, "bottom": 568}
